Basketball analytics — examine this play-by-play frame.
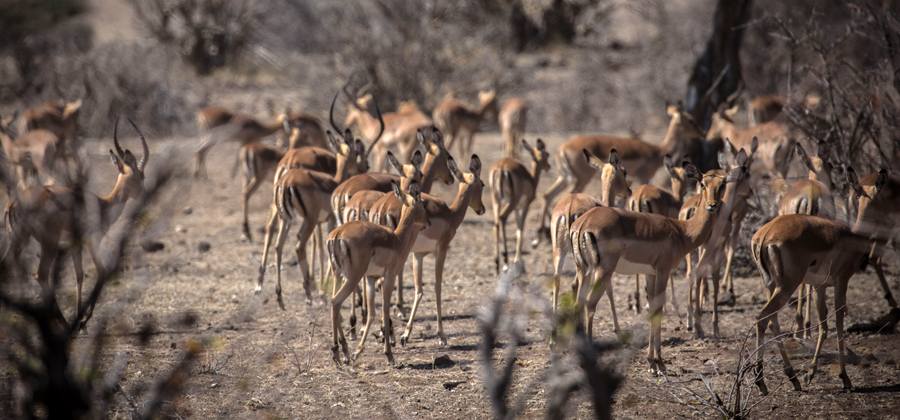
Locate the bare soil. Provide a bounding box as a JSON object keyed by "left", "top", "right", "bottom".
{"left": 4, "top": 130, "right": 899, "bottom": 419}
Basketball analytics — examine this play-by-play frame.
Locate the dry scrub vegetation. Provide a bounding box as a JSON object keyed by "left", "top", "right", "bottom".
{"left": 1, "top": 0, "right": 900, "bottom": 419}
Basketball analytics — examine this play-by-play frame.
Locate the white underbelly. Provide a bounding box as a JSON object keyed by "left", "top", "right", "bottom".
{"left": 365, "top": 258, "right": 388, "bottom": 277}
{"left": 615, "top": 258, "right": 656, "bottom": 276}
{"left": 412, "top": 234, "right": 439, "bottom": 253}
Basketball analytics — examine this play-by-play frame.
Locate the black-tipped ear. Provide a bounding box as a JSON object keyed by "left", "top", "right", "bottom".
{"left": 387, "top": 151, "right": 402, "bottom": 173}
{"left": 717, "top": 151, "right": 728, "bottom": 170}
{"left": 750, "top": 136, "right": 759, "bottom": 153}
{"left": 447, "top": 156, "right": 463, "bottom": 182}
{"left": 408, "top": 180, "right": 421, "bottom": 200}
{"left": 417, "top": 129, "right": 426, "bottom": 145}
{"left": 343, "top": 128, "right": 354, "bottom": 146}
{"left": 608, "top": 149, "right": 620, "bottom": 167}
{"left": 521, "top": 139, "right": 530, "bottom": 152}
{"left": 355, "top": 139, "right": 366, "bottom": 156}
{"left": 469, "top": 154, "right": 482, "bottom": 178}
{"left": 735, "top": 148, "right": 748, "bottom": 168}
{"left": 583, "top": 149, "right": 602, "bottom": 169}
{"left": 536, "top": 138, "right": 545, "bottom": 151}
{"left": 683, "top": 162, "right": 701, "bottom": 181}
{"left": 410, "top": 150, "right": 424, "bottom": 171}
{"left": 109, "top": 149, "right": 124, "bottom": 174}
{"left": 875, "top": 169, "right": 889, "bottom": 191}
{"left": 846, "top": 166, "right": 865, "bottom": 197}
{"left": 326, "top": 130, "right": 338, "bottom": 152}
{"left": 391, "top": 179, "right": 402, "bottom": 198}
{"left": 664, "top": 155, "right": 675, "bottom": 174}
{"left": 432, "top": 128, "right": 444, "bottom": 148}
{"left": 795, "top": 143, "right": 814, "bottom": 172}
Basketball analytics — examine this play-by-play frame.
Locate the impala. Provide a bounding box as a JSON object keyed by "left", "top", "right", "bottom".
{"left": 535, "top": 104, "right": 706, "bottom": 242}
{"left": 489, "top": 139, "right": 550, "bottom": 273}
{"left": 747, "top": 93, "right": 820, "bottom": 126}
{"left": 194, "top": 107, "right": 288, "bottom": 178}
{"left": 750, "top": 167, "right": 889, "bottom": 394}
{"left": 847, "top": 171, "right": 900, "bottom": 310}
{"left": 343, "top": 84, "right": 432, "bottom": 172}
{"left": 328, "top": 180, "right": 429, "bottom": 366}
{"left": 776, "top": 141, "right": 836, "bottom": 339}
{"left": 624, "top": 155, "right": 690, "bottom": 313}
{"left": 3, "top": 119, "right": 148, "bottom": 328}
{"left": 278, "top": 109, "right": 328, "bottom": 149}
{"left": 707, "top": 106, "right": 794, "bottom": 180}
{"left": 499, "top": 98, "right": 527, "bottom": 159}
{"left": 367, "top": 154, "right": 485, "bottom": 346}
{"left": 432, "top": 89, "right": 499, "bottom": 160}
{"left": 570, "top": 161, "right": 738, "bottom": 374}
{"left": 549, "top": 149, "right": 630, "bottom": 330}
{"left": 0, "top": 118, "right": 61, "bottom": 188}
{"left": 18, "top": 99, "right": 82, "bottom": 170}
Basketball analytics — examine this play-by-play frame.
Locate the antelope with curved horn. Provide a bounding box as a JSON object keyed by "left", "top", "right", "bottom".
{"left": 548, "top": 149, "right": 630, "bottom": 334}
{"left": 3, "top": 119, "right": 149, "bottom": 329}
{"left": 535, "top": 104, "right": 706, "bottom": 244}
{"left": 432, "top": 90, "right": 499, "bottom": 160}
{"left": 489, "top": 138, "right": 550, "bottom": 273}
{"left": 570, "top": 161, "right": 740, "bottom": 375}
{"left": 278, "top": 109, "right": 328, "bottom": 149}
{"left": 327, "top": 180, "right": 429, "bottom": 366}
{"left": 749, "top": 168, "right": 890, "bottom": 395}
{"left": 368, "top": 154, "right": 486, "bottom": 346}
{"left": 847, "top": 172, "right": 900, "bottom": 312}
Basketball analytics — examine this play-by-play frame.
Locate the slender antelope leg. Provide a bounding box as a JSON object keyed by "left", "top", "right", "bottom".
{"left": 400, "top": 252, "right": 426, "bottom": 346}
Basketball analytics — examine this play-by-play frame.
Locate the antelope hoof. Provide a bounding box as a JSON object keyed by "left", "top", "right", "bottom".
{"left": 350, "top": 351, "right": 361, "bottom": 362}
{"left": 841, "top": 373, "right": 852, "bottom": 390}
{"left": 277, "top": 295, "right": 286, "bottom": 311}
{"left": 254, "top": 284, "right": 262, "bottom": 294}
{"left": 386, "top": 354, "right": 395, "bottom": 366}
{"left": 438, "top": 336, "right": 448, "bottom": 346}
{"left": 399, "top": 334, "right": 409, "bottom": 347}
{"left": 804, "top": 369, "right": 816, "bottom": 386}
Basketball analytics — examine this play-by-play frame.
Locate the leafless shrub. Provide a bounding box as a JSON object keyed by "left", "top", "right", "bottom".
{"left": 0, "top": 137, "right": 201, "bottom": 419}
{"left": 479, "top": 261, "right": 622, "bottom": 419}
{"left": 283, "top": 310, "right": 327, "bottom": 375}
{"left": 129, "top": 0, "right": 260, "bottom": 75}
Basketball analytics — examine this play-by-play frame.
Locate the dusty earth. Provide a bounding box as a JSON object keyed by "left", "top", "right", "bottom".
{"left": 3, "top": 128, "right": 900, "bottom": 419}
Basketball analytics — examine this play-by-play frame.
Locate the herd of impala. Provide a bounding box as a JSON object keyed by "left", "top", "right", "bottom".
{"left": 2, "top": 87, "right": 899, "bottom": 397}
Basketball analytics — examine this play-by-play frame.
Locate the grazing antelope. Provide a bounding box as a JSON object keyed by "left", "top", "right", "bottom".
{"left": 18, "top": 99, "right": 82, "bottom": 170}
{"left": 535, "top": 104, "right": 706, "bottom": 243}
{"left": 707, "top": 106, "right": 795, "bottom": 180}
{"left": 489, "top": 139, "right": 550, "bottom": 273}
{"left": 570, "top": 161, "right": 737, "bottom": 374}
{"left": 549, "top": 149, "right": 630, "bottom": 335}
{"left": 499, "top": 98, "right": 527, "bottom": 159}
{"left": 0, "top": 118, "right": 61, "bottom": 189}
{"left": 432, "top": 90, "right": 499, "bottom": 160}
{"left": 3, "top": 120, "right": 149, "bottom": 329}
{"left": 749, "top": 168, "right": 889, "bottom": 394}
{"left": 368, "top": 154, "right": 486, "bottom": 346}
{"left": 776, "top": 141, "right": 837, "bottom": 339}
{"left": 328, "top": 180, "right": 429, "bottom": 366}
{"left": 330, "top": 129, "right": 452, "bottom": 226}
{"left": 343, "top": 84, "right": 432, "bottom": 172}
{"left": 194, "top": 107, "right": 288, "bottom": 178}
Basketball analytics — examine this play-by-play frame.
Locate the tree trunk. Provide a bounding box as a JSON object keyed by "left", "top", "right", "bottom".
{"left": 684, "top": 0, "right": 753, "bottom": 130}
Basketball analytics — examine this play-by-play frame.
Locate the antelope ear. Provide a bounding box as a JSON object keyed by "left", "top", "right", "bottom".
{"left": 391, "top": 179, "right": 402, "bottom": 199}
{"left": 410, "top": 150, "right": 424, "bottom": 171}
{"left": 735, "top": 148, "right": 748, "bottom": 169}
{"left": 846, "top": 166, "right": 865, "bottom": 197}
{"left": 664, "top": 155, "right": 675, "bottom": 174}
{"left": 325, "top": 130, "right": 338, "bottom": 152}
{"left": 355, "top": 139, "right": 366, "bottom": 156}
{"left": 343, "top": 128, "right": 354, "bottom": 146}
{"left": 608, "top": 149, "right": 620, "bottom": 167}
{"left": 725, "top": 166, "right": 745, "bottom": 183}
{"left": 109, "top": 150, "right": 125, "bottom": 174}
{"left": 717, "top": 151, "right": 728, "bottom": 171}
{"left": 408, "top": 180, "right": 421, "bottom": 201}
{"left": 536, "top": 138, "right": 546, "bottom": 152}
{"left": 875, "top": 169, "right": 889, "bottom": 191}
{"left": 469, "top": 154, "right": 482, "bottom": 179}
{"left": 723, "top": 138, "right": 736, "bottom": 156}
{"left": 750, "top": 136, "right": 759, "bottom": 153}
{"left": 583, "top": 149, "right": 603, "bottom": 169}
{"left": 666, "top": 102, "right": 678, "bottom": 116}
{"left": 387, "top": 151, "right": 402, "bottom": 173}
{"left": 447, "top": 156, "right": 463, "bottom": 183}
{"left": 417, "top": 129, "right": 426, "bottom": 145}
{"left": 683, "top": 162, "right": 701, "bottom": 181}
{"left": 795, "top": 143, "right": 814, "bottom": 172}
{"left": 432, "top": 128, "right": 444, "bottom": 148}
{"left": 726, "top": 105, "right": 739, "bottom": 118}
{"left": 521, "top": 139, "right": 531, "bottom": 152}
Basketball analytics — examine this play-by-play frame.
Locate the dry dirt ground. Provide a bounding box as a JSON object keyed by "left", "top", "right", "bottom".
{"left": 3, "top": 129, "right": 900, "bottom": 419}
